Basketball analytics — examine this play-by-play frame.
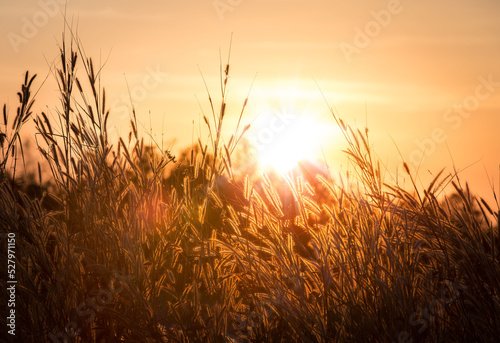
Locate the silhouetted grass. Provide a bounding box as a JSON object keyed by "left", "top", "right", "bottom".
{"left": 0, "top": 32, "right": 499, "bottom": 343}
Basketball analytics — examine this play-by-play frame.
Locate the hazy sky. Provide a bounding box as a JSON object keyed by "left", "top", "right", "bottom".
{"left": 1, "top": 0, "right": 500, "bottom": 204}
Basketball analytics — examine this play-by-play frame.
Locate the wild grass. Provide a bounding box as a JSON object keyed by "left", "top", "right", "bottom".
{"left": 1, "top": 33, "right": 499, "bottom": 342}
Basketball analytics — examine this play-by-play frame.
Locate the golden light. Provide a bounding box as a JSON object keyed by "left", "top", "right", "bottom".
{"left": 249, "top": 110, "right": 332, "bottom": 174}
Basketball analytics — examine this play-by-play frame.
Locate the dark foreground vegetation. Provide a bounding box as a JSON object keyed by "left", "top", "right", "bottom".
{"left": 1, "top": 35, "right": 499, "bottom": 342}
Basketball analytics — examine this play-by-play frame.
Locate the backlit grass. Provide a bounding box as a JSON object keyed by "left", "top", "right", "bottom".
{"left": 1, "top": 33, "right": 499, "bottom": 343}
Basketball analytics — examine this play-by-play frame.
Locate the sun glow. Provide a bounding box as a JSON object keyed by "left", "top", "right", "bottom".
{"left": 249, "top": 110, "right": 331, "bottom": 174}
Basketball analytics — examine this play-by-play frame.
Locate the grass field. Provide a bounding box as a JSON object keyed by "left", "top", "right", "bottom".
{"left": 1, "top": 35, "right": 499, "bottom": 343}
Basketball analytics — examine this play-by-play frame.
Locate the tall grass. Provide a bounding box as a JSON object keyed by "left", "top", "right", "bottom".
{"left": 1, "top": 32, "right": 499, "bottom": 342}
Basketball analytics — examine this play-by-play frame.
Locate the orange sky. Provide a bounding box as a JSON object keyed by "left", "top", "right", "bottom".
{"left": 1, "top": 0, "right": 500, "bottom": 205}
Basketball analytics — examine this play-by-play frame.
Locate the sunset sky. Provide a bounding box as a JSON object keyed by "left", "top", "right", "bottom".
{"left": 1, "top": 0, "right": 499, "bottom": 203}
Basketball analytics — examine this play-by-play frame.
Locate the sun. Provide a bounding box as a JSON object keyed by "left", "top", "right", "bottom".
{"left": 248, "top": 110, "right": 330, "bottom": 174}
